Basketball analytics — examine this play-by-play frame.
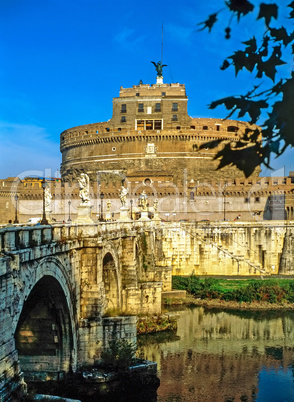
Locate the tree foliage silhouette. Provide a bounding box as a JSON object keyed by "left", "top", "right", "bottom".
{"left": 199, "top": 1, "right": 294, "bottom": 177}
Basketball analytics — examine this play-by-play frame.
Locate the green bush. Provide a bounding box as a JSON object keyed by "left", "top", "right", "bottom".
{"left": 100, "top": 339, "right": 137, "bottom": 371}
{"left": 172, "top": 276, "right": 294, "bottom": 304}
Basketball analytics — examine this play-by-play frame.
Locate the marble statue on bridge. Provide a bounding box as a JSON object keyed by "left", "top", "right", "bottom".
{"left": 138, "top": 190, "right": 148, "bottom": 212}
{"left": 75, "top": 173, "right": 93, "bottom": 223}
{"left": 78, "top": 173, "right": 90, "bottom": 205}
{"left": 44, "top": 186, "right": 52, "bottom": 208}
{"left": 119, "top": 186, "right": 128, "bottom": 208}
{"left": 138, "top": 190, "right": 150, "bottom": 221}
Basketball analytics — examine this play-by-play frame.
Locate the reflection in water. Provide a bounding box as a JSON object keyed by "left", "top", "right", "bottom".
{"left": 138, "top": 307, "right": 294, "bottom": 401}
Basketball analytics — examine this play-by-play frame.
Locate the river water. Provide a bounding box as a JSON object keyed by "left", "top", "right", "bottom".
{"left": 138, "top": 307, "right": 294, "bottom": 402}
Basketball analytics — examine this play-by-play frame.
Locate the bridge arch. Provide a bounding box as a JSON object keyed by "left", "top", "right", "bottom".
{"left": 14, "top": 256, "right": 77, "bottom": 377}
{"left": 102, "top": 243, "right": 121, "bottom": 312}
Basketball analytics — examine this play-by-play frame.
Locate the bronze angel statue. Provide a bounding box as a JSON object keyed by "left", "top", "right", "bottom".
{"left": 151, "top": 61, "right": 167, "bottom": 77}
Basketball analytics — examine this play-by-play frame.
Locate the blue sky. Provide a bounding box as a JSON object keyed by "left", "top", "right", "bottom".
{"left": 0, "top": 0, "right": 293, "bottom": 179}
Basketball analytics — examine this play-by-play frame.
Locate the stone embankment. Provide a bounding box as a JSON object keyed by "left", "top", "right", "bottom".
{"left": 163, "top": 295, "right": 294, "bottom": 311}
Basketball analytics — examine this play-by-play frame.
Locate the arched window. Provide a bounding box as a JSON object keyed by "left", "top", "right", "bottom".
{"left": 227, "top": 126, "right": 239, "bottom": 133}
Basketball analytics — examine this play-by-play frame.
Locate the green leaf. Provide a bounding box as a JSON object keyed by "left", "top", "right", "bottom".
{"left": 243, "top": 37, "right": 257, "bottom": 53}
{"left": 237, "top": 99, "right": 268, "bottom": 123}
{"left": 270, "top": 79, "right": 284, "bottom": 95}
{"left": 260, "top": 35, "right": 269, "bottom": 57}
{"left": 257, "top": 3, "right": 278, "bottom": 27}
{"left": 229, "top": 50, "right": 248, "bottom": 75}
{"left": 226, "top": 0, "right": 254, "bottom": 20}
{"left": 220, "top": 59, "right": 230, "bottom": 70}
{"left": 244, "top": 52, "right": 260, "bottom": 72}
{"left": 269, "top": 27, "right": 292, "bottom": 46}
{"left": 269, "top": 140, "right": 280, "bottom": 155}
{"left": 288, "top": 2, "right": 294, "bottom": 18}
{"left": 256, "top": 51, "right": 286, "bottom": 81}
{"left": 209, "top": 96, "right": 236, "bottom": 110}
{"left": 198, "top": 13, "right": 218, "bottom": 32}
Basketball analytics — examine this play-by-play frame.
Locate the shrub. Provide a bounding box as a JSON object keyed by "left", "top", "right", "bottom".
{"left": 100, "top": 339, "right": 137, "bottom": 371}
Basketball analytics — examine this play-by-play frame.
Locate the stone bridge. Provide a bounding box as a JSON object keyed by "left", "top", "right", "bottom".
{"left": 1, "top": 220, "right": 294, "bottom": 399}
{"left": 0, "top": 221, "right": 171, "bottom": 400}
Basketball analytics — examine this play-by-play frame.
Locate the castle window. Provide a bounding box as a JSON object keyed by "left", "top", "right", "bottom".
{"left": 172, "top": 103, "right": 178, "bottom": 111}
{"left": 118, "top": 128, "right": 121, "bottom": 131}
{"left": 244, "top": 197, "right": 250, "bottom": 203}
{"left": 155, "top": 103, "right": 161, "bottom": 112}
{"left": 106, "top": 127, "right": 110, "bottom": 132}
{"left": 138, "top": 103, "right": 144, "bottom": 112}
{"left": 137, "top": 120, "right": 144, "bottom": 130}
{"left": 172, "top": 115, "right": 178, "bottom": 121}
{"left": 203, "top": 126, "right": 208, "bottom": 130}
{"left": 177, "top": 126, "right": 181, "bottom": 130}
{"left": 190, "top": 125, "right": 195, "bottom": 129}
{"left": 162, "top": 92, "right": 166, "bottom": 96}
{"left": 154, "top": 120, "right": 162, "bottom": 130}
{"left": 190, "top": 192, "right": 194, "bottom": 200}
{"left": 121, "top": 116, "right": 126, "bottom": 123}
{"left": 146, "top": 120, "right": 153, "bottom": 130}
{"left": 227, "top": 126, "right": 239, "bottom": 132}
{"left": 121, "top": 104, "right": 127, "bottom": 113}
{"left": 136, "top": 93, "right": 140, "bottom": 96}
{"left": 255, "top": 197, "right": 260, "bottom": 202}
{"left": 96, "top": 130, "right": 99, "bottom": 134}
{"left": 216, "top": 125, "right": 220, "bottom": 131}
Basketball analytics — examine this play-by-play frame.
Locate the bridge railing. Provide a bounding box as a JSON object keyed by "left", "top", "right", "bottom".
{"left": 0, "top": 221, "right": 150, "bottom": 252}
{"left": 0, "top": 225, "right": 54, "bottom": 252}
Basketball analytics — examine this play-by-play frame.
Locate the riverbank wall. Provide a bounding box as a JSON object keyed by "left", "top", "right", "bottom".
{"left": 156, "top": 222, "right": 294, "bottom": 276}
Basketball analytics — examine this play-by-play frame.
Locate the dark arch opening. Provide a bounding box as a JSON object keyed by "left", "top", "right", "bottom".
{"left": 15, "top": 276, "right": 73, "bottom": 380}
{"left": 103, "top": 252, "right": 119, "bottom": 311}
{"left": 227, "top": 125, "right": 239, "bottom": 133}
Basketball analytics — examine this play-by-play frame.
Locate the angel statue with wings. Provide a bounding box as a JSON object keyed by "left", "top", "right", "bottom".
{"left": 78, "top": 173, "right": 90, "bottom": 205}
{"left": 151, "top": 61, "right": 167, "bottom": 77}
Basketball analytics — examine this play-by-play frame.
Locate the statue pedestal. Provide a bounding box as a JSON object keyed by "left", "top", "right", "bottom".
{"left": 119, "top": 207, "right": 132, "bottom": 222}
{"left": 152, "top": 212, "right": 161, "bottom": 223}
{"left": 105, "top": 212, "right": 112, "bottom": 221}
{"left": 74, "top": 204, "right": 93, "bottom": 224}
{"left": 156, "top": 76, "right": 163, "bottom": 85}
{"left": 138, "top": 211, "right": 150, "bottom": 221}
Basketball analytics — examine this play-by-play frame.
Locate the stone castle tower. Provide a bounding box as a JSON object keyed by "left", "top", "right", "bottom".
{"left": 60, "top": 78, "right": 261, "bottom": 185}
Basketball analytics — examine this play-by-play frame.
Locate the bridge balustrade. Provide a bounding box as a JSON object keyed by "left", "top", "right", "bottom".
{"left": 0, "top": 221, "right": 150, "bottom": 253}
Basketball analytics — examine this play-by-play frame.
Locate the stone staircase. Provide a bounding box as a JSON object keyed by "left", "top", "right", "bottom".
{"left": 185, "top": 227, "right": 266, "bottom": 275}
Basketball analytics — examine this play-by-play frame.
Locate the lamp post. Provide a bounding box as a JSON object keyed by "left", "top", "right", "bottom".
{"left": 41, "top": 178, "right": 49, "bottom": 225}
{"left": 130, "top": 199, "right": 133, "bottom": 220}
{"left": 68, "top": 200, "right": 71, "bottom": 222}
{"left": 100, "top": 192, "right": 104, "bottom": 221}
{"left": 14, "top": 194, "right": 19, "bottom": 224}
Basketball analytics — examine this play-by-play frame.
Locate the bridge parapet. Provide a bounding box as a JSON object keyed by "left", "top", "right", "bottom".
{"left": 0, "top": 220, "right": 158, "bottom": 253}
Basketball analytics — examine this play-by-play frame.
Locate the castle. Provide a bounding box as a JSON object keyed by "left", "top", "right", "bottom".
{"left": 60, "top": 81, "right": 260, "bottom": 183}
{"left": 1, "top": 74, "right": 294, "bottom": 223}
